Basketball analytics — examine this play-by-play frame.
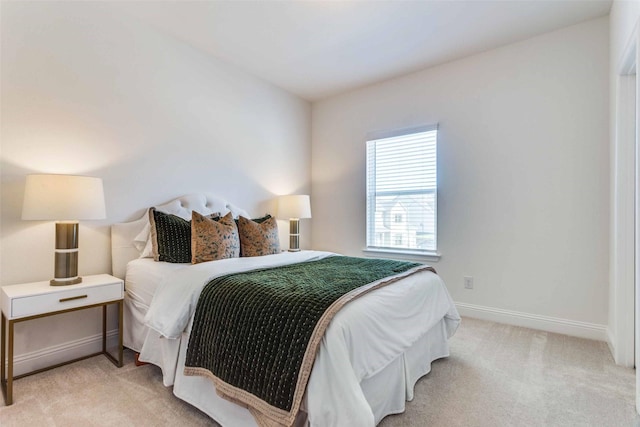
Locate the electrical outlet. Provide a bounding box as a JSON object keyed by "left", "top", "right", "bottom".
{"left": 464, "top": 276, "right": 473, "bottom": 289}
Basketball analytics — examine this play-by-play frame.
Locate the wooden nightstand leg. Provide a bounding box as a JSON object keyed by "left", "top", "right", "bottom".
{"left": 0, "top": 314, "right": 13, "bottom": 406}
{"left": 1, "top": 314, "right": 5, "bottom": 380}
{"left": 7, "top": 319, "right": 13, "bottom": 405}
{"left": 102, "top": 301, "right": 124, "bottom": 368}
{"left": 102, "top": 305, "right": 107, "bottom": 354}
{"left": 1, "top": 313, "right": 5, "bottom": 404}
{"left": 118, "top": 300, "right": 123, "bottom": 367}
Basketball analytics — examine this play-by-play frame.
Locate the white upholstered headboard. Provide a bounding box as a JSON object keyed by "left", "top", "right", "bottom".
{"left": 110, "top": 193, "right": 249, "bottom": 279}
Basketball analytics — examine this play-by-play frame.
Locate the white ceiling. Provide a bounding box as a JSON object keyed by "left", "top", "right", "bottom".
{"left": 115, "top": 1, "right": 612, "bottom": 101}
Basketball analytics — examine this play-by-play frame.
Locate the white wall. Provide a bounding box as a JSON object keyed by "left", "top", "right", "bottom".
{"left": 312, "top": 18, "right": 609, "bottom": 336}
{"left": 0, "top": 2, "right": 310, "bottom": 372}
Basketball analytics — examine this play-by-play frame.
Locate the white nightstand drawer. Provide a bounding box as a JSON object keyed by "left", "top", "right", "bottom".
{"left": 2, "top": 275, "right": 124, "bottom": 320}
{"left": 11, "top": 282, "right": 121, "bottom": 318}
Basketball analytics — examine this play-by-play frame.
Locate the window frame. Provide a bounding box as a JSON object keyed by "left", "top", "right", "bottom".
{"left": 364, "top": 124, "right": 440, "bottom": 261}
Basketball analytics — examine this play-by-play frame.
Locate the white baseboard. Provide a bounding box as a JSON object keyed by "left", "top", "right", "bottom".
{"left": 455, "top": 302, "right": 607, "bottom": 341}
{"left": 605, "top": 325, "right": 635, "bottom": 367}
{"left": 9, "top": 329, "right": 120, "bottom": 377}
{"left": 606, "top": 327, "right": 617, "bottom": 362}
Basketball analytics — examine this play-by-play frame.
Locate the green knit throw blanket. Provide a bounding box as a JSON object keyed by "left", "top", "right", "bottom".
{"left": 184, "top": 256, "right": 423, "bottom": 416}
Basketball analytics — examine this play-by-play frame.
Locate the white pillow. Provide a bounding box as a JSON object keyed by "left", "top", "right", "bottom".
{"left": 140, "top": 236, "right": 153, "bottom": 258}
{"left": 133, "top": 218, "right": 154, "bottom": 258}
{"left": 133, "top": 222, "right": 150, "bottom": 253}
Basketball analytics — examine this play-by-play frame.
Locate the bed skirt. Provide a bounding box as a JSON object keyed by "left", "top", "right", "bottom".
{"left": 172, "top": 317, "right": 451, "bottom": 426}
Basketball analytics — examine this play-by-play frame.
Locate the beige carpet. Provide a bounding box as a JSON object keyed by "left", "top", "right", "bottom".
{"left": 0, "top": 317, "right": 637, "bottom": 426}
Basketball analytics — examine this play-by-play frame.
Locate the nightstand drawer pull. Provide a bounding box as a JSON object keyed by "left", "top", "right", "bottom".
{"left": 59, "top": 295, "right": 88, "bottom": 303}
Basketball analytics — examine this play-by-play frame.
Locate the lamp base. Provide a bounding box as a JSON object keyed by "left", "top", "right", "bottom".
{"left": 50, "top": 277, "right": 83, "bottom": 286}
{"left": 289, "top": 219, "right": 301, "bottom": 252}
{"left": 51, "top": 221, "right": 81, "bottom": 287}
{"left": 49, "top": 277, "right": 82, "bottom": 286}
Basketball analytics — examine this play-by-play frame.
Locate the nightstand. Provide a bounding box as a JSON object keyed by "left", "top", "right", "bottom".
{"left": 0, "top": 274, "right": 124, "bottom": 405}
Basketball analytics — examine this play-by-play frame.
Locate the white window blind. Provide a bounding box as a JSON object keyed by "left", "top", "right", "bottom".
{"left": 366, "top": 125, "right": 437, "bottom": 253}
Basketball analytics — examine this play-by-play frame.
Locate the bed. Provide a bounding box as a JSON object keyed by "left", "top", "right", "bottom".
{"left": 111, "top": 193, "right": 460, "bottom": 427}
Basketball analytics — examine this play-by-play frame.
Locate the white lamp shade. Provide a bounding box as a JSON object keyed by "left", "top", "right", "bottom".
{"left": 22, "top": 174, "right": 106, "bottom": 220}
{"left": 277, "top": 195, "right": 312, "bottom": 219}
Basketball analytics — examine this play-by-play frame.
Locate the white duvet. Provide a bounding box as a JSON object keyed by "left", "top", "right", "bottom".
{"left": 142, "top": 251, "right": 460, "bottom": 426}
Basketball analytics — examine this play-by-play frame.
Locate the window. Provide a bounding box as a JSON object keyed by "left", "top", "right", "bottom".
{"left": 366, "top": 125, "right": 437, "bottom": 254}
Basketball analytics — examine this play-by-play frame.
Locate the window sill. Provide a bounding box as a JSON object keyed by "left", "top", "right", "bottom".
{"left": 362, "top": 248, "right": 441, "bottom": 262}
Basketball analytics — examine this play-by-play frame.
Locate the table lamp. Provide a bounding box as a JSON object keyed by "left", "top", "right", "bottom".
{"left": 277, "top": 195, "right": 311, "bottom": 252}
{"left": 22, "top": 174, "right": 106, "bottom": 286}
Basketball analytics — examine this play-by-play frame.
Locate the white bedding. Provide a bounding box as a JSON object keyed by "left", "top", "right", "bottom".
{"left": 125, "top": 258, "right": 184, "bottom": 307}
{"left": 123, "top": 259, "right": 186, "bottom": 353}
{"left": 131, "top": 251, "right": 460, "bottom": 426}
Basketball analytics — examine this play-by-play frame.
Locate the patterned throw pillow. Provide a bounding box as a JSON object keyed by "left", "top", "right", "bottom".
{"left": 191, "top": 211, "right": 240, "bottom": 264}
{"left": 234, "top": 214, "right": 271, "bottom": 227}
{"left": 149, "top": 208, "right": 192, "bottom": 263}
{"left": 237, "top": 215, "right": 281, "bottom": 257}
{"left": 149, "top": 208, "right": 221, "bottom": 263}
